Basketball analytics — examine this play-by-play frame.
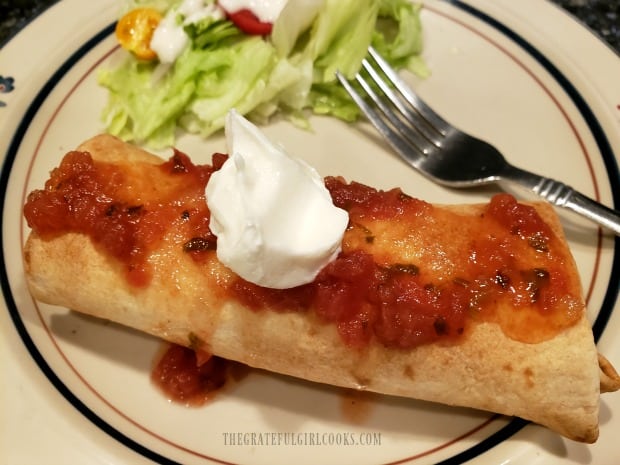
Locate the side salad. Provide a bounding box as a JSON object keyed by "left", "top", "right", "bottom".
{"left": 99, "top": 0, "right": 427, "bottom": 148}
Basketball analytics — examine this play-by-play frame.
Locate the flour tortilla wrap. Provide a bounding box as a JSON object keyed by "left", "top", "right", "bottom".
{"left": 23, "top": 135, "right": 620, "bottom": 443}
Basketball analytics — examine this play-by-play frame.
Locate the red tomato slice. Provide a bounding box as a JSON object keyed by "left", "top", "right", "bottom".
{"left": 226, "top": 8, "right": 273, "bottom": 35}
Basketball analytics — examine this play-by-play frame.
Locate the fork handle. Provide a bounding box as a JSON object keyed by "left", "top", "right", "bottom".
{"left": 503, "top": 166, "right": 620, "bottom": 236}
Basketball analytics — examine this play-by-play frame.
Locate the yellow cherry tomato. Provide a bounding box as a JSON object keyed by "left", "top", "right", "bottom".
{"left": 115, "top": 8, "right": 163, "bottom": 61}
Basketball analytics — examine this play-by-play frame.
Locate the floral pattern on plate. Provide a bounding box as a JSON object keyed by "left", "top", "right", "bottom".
{"left": 0, "top": 75, "right": 15, "bottom": 107}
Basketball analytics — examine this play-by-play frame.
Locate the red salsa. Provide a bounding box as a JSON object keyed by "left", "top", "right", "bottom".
{"left": 24, "top": 150, "right": 220, "bottom": 286}
{"left": 152, "top": 344, "right": 230, "bottom": 405}
{"left": 24, "top": 150, "right": 583, "bottom": 351}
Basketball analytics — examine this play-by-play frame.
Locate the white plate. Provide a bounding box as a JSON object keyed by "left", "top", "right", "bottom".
{"left": 1, "top": 0, "right": 619, "bottom": 464}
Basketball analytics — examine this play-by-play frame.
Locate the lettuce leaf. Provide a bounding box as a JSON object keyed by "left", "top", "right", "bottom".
{"left": 301, "top": 0, "right": 428, "bottom": 122}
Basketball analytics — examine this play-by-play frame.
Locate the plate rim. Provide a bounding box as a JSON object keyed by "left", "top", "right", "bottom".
{"left": 2, "top": 1, "right": 619, "bottom": 464}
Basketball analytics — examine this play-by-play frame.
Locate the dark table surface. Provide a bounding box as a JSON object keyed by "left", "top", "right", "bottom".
{"left": 0, "top": 0, "right": 619, "bottom": 53}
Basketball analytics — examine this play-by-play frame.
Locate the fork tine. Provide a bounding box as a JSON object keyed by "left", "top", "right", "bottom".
{"left": 360, "top": 58, "right": 441, "bottom": 149}
{"left": 335, "top": 70, "right": 426, "bottom": 170}
{"left": 358, "top": 59, "right": 443, "bottom": 147}
{"left": 367, "top": 46, "right": 451, "bottom": 137}
{"left": 353, "top": 67, "right": 437, "bottom": 155}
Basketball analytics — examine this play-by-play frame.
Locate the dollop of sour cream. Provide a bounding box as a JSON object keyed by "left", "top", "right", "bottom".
{"left": 218, "top": 0, "right": 289, "bottom": 23}
{"left": 205, "top": 110, "right": 349, "bottom": 289}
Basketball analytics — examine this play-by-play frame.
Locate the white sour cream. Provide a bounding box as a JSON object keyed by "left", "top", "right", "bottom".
{"left": 218, "top": 0, "right": 288, "bottom": 23}
{"left": 205, "top": 110, "right": 349, "bottom": 289}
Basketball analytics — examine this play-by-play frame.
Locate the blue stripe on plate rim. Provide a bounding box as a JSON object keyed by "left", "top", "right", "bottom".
{"left": 1, "top": 1, "right": 618, "bottom": 464}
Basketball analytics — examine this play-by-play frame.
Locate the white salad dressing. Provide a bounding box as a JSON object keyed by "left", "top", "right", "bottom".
{"left": 205, "top": 110, "right": 349, "bottom": 289}
{"left": 150, "top": 0, "right": 292, "bottom": 64}
{"left": 150, "top": 15, "right": 189, "bottom": 63}
{"left": 150, "top": 0, "right": 225, "bottom": 64}
{"left": 218, "top": 0, "right": 289, "bottom": 23}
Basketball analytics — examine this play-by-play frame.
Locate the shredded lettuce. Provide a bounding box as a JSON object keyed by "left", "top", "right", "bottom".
{"left": 99, "top": 0, "right": 427, "bottom": 148}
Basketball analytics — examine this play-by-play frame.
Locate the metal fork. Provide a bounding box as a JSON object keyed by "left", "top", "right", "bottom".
{"left": 336, "top": 46, "right": 620, "bottom": 236}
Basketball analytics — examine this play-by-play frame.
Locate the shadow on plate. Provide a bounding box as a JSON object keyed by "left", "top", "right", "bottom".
{"left": 44, "top": 310, "right": 505, "bottom": 443}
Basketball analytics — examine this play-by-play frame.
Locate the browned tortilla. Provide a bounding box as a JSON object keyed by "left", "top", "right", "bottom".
{"left": 23, "top": 134, "right": 620, "bottom": 443}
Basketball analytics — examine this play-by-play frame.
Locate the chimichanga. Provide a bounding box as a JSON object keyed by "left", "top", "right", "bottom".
{"left": 23, "top": 134, "right": 620, "bottom": 443}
